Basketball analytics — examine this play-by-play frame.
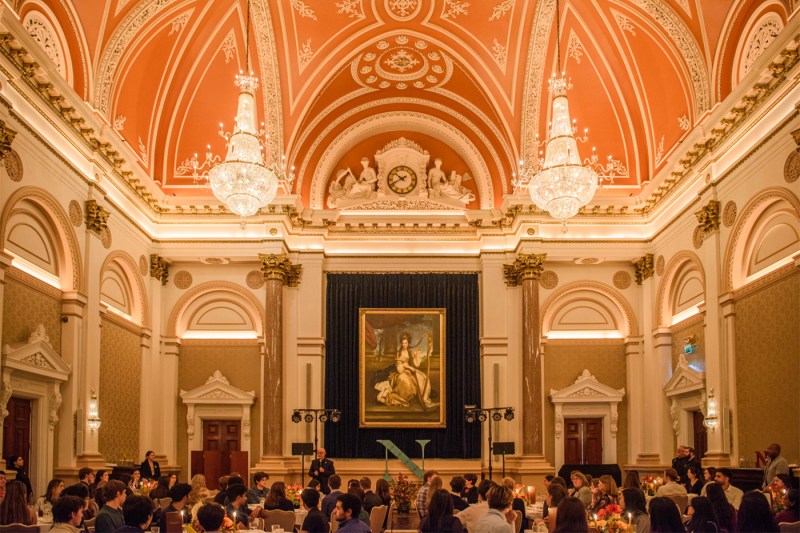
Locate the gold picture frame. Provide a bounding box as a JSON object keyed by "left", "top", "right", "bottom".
{"left": 359, "top": 308, "right": 446, "bottom": 428}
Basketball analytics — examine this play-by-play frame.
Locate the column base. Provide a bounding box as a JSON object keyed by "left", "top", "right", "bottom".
{"left": 504, "top": 455, "right": 554, "bottom": 485}
{"left": 702, "top": 452, "right": 733, "bottom": 467}
{"left": 623, "top": 463, "right": 671, "bottom": 478}
{"left": 252, "top": 456, "right": 304, "bottom": 483}
{"left": 75, "top": 452, "right": 107, "bottom": 470}
{"left": 635, "top": 453, "right": 663, "bottom": 466}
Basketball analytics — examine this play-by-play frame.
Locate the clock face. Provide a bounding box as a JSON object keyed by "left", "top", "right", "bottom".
{"left": 387, "top": 165, "right": 418, "bottom": 194}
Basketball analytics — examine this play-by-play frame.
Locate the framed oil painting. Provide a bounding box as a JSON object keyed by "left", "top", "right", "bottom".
{"left": 359, "top": 308, "right": 446, "bottom": 428}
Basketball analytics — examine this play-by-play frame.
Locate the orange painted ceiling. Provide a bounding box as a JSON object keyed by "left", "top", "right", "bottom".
{"left": 13, "top": 0, "right": 793, "bottom": 209}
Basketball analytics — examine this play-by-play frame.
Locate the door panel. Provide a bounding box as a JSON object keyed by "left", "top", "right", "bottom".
{"left": 692, "top": 411, "right": 708, "bottom": 459}
{"left": 563, "top": 417, "right": 604, "bottom": 465}
{"left": 565, "top": 420, "right": 582, "bottom": 464}
{"left": 2, "top": 397, "right": 31, "bottom": 470}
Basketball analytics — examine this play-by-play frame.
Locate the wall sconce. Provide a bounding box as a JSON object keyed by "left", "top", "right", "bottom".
{"left": 703, "top": 388, "right": 718, "bottom": 431}
{"left": 87, "top": 390, "right": 101, "bottom": 432}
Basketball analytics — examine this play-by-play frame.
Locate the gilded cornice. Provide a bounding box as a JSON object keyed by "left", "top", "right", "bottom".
{"left": 259, "top": 254, "right": 302, "bottom": 287}
{"left": 503, "top": 253, "right": 546, "bottom": 286}
{"left": 149, "top": 254, "right": 169, "bottom": 285}
{"left": 634, "top": 254, "right": 655, "bottom": 285}
{"left": 0, "top": 118, "right": 16, "bottom": 159}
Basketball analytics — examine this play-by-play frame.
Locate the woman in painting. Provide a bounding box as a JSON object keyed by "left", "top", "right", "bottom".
{"left": 373, "top": 334, "right": 438, "bottom": 409}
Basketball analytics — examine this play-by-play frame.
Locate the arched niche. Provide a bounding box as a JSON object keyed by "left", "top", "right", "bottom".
{"left": 656, "top": 251, "right": 706, "bottom": 327}
{"left": 540, "top": 282, "right": 638, "bottom": 339}
{"left": 724, "top": 187, "right": 800, "bottom": 291}
{"left": 99, "top": 251, "right": 149, "bottom": 328}
{"left": 732, "top": 5, "right": 785, "bottom": 87}
{"left": 0, "top": 187, "right": 83, "bottom": 292}
{"left": 167, "top": 282, "right": 265, "bottom": 339}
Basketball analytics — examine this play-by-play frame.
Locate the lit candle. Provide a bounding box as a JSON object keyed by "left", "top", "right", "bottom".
{"left": 628, "top": 512, "right": 632, "bottom": 525}
{"left": 233, "top": 511, "right": 237, "bottom": 522}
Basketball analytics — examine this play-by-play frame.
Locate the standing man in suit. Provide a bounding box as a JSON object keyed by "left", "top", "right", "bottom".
{"left": 309, "top": 448, "right": 336, "bottom": 495}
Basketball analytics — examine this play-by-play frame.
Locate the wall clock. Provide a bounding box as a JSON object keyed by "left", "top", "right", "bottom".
{"left": 387, "top": 165, "right": 417, "bottom": 194}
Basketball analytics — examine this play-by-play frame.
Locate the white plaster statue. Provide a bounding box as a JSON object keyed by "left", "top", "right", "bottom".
{"left": 327, "top": 157, "right": 378, "bottom": 208}
{"left": 427, "top": 158, "right": 475, "bottom": 203}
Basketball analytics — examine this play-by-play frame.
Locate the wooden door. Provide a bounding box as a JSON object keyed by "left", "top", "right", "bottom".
{"left": 2, "top": 397, "right": 31, "bottom": 469}
{"left": 203, "top": 420, "right": 241, "bottom": 452}
{"left": 692, "top": 411, "right": 708, "bottom": 459}
{"left": 563, "top": 418, "right": 603, "bottom": 465}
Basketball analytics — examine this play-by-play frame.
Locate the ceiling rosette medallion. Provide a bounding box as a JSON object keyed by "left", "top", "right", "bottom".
{"left": 351, "top": 35, "right": 453, "bottom": 91}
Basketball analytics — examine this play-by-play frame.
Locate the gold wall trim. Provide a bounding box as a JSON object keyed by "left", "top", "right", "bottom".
{"left": 6, "top": 267, "right": 62, "bottom": 300}
{"left": 732, "top": 263, "right": 799, "bottom": 301}
{"left": 180, "top": 338, "right": 261, "bottom": 347}
{"left": 101, "top": 312, "right": 144, "bottom": 337}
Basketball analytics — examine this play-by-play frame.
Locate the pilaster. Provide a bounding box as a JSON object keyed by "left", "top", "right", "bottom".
{"left": 57, "top": 291, "right": 86, "bottom": 468}
{"left": 160, "top": 337, "right": 180, "bottom": 466}
{"left": 624, "top": 336, "right": 644, "bottom": 464}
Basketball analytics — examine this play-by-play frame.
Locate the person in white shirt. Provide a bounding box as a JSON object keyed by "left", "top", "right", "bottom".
{"left": 656, "top": 468, "right": 688, "bottom": 497}
{"left": 714, "top": 468, "right": 743, "bottom": 509}
{"left": 763, "top": 443, "right": 790, "bottom": 489}
{"left": 475, "top": 485, "right": 516, "bottom": 533}
{"left": 456, "top": 479, "right": 494, "bottom": 533}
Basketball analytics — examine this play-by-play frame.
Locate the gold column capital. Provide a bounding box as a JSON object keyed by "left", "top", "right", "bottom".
{"left": 0, "top": 120, "right": 17, "bottom": 160}
{"left": 85, "top": 200, "right": 110, "bottom": 233}
{"left": 634, "top": 253, "right": 654, "bottom": 285}
{"left": 503, "top": 253, "right": 546, "bottom": 286}
{"left": 149, "top": 254, "right": 169, "bottom": 285}
{"left": 259, "top": 253, "right": 302, "bottom": 287}
{"left": 695, "top": 200, "right": 720, "bottom": 236}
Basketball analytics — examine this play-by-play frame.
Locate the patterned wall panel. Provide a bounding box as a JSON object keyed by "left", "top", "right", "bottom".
{"left": 543, "top": 344, "right": 628, "bottom": 467}
{"left": 2, "top": 276, "right": 62, "bottom": 351}
{"left": 98, "top": 319, "right": 141, "bottom": 462}
{"left": 671, "top": 319, "right": 705, "bottom": 372}
{"left": 176, "top": 344, "right": 262, "bottom": 481}
{"left": 734, "top": 274, "right": 800, "bottom": 463}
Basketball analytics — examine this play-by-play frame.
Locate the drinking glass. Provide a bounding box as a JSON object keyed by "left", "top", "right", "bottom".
{"left": 151, "top": 527, "right": 160, "bottom": 533}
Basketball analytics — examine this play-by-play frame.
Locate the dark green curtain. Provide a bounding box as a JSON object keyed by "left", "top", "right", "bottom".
{"left": 324, "top": 273, "right": 481, "bottom": 458}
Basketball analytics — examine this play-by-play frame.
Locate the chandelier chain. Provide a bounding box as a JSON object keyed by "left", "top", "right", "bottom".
{"left": 245, "top": 0, "right": 251, "bottom": 72}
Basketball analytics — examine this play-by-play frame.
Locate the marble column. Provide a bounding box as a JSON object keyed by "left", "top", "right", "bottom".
{"left": 258, "top": 254, "right": 301, "bottom": 458}
{"left": 504, "top": 253, "right": 546, "bottom": 455}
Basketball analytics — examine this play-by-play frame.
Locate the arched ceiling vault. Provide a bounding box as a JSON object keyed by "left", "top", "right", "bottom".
{"left": 11, "top": 0, "right": 793, "bottom": 209}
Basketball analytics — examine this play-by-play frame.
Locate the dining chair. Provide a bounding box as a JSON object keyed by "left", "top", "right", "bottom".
{"left": 262, "top": 509, "right": 296, "bottom": 532}
{"left": 779, "top": 521, "right": 800, "bottom": 533}
{"left": 369, "top": 504, "right": 388, "bottom": 533}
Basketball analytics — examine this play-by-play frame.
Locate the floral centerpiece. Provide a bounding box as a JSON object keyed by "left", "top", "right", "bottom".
{"left": 593, "top": 504, "right": 631, "bottom": 533}
{"left": 512, "top": 484, "right": 531, "bottom": 503}
{"left": 136, "top": 479, "right": 155, "bottom": 497}
{"left": 191, "top": 515, "right": 236, "bottom": 532}
{"left": 285, "top": 484, "right": 304, "bottom": 508}
{"left": 390, "top": 473, "right": 418, "bottom": 513}
{"left": 640, "top": 476, "right": 662, "bottom": 497}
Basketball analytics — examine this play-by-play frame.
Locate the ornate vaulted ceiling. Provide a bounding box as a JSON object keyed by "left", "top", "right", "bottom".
{"left": 10, "top": 0, "right": 794, "bottom": 213}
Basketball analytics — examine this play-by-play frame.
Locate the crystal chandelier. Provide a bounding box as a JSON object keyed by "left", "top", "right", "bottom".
{"left": 199, "top": 0, "right": 277, "bottom": 219}
{"left": 526, "top": 0, "right": 598, "bottom": 221}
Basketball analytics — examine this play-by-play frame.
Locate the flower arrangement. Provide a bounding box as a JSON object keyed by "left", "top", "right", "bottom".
{"left": 285, "top": 484, "right": 304, "bottom": 508}
{"left": 593, "top": 504, "right": 631, "bottom": 533}
{"left": 390, "top": 473, "right": 418, "bottom": 512}
{"left": 512, "top": 484, "right": 531, "bottom": 503}
{"left": 136, "top": 479, "right": 156, "bottom": 497}
{"left": 640, "top": 476, "right": 662, "bottom": 497}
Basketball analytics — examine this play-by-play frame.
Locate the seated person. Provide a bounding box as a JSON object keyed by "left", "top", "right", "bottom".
{"left": 197, "top": 502, "right": 227, "bottom": 533}
{"left": 225, "top": 484, "right": 260, "bottom": 529}
{"left": 656, "top": 468, "right": 688, "bottom": 497}
{"left": 116, "top": 495, "right": 155, "bottom": 533}
{"left": 449, "top": 476, "right": 469, "bottom": 511}
{"left": 49, "top": 495, "right": 85, "bottom": 533}
{"left": 95, "top": 480, "right": 127, "bottom": 532}
{"left": 300, "top": 488, "right": 329, "bottom": 533}
{"left": 261, "top": 481, "right": 295, "bottom": 512}
{"left": 159, "top": 482, "right": 191, "bottom": 531}
{"left": 246, "top": 472, "right": 270, "bottom": 504}
{"left": 332, "top": 493, "right": 371, "bottom": 532}
{"left": 462, "top": 473, "right": 479, "bottom": 504}
{"left": 215, "top": 475, "right": 245, "bottom": 505}
{"left": 420, "top": 489, "right": 463, "bottom": 533}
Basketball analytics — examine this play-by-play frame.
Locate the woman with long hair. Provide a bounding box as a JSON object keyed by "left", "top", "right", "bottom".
{"left": 623, "top": 471, "right": 641, "bottom": 490}
{"left": 706, "top": 482, "right": 736, "bottom": 532}
{"left": 542, "top": 484, "right": 568, "bottom": 533}
{"left": 649, "top": 496, "right": 686, "bottom": 533}
{"left": 188, "top": 474, "right": 210, "bottom": 505}
{"left": 425, "top": 476, "right": 443, "bottom": 508}
{"left": 34, "top": 478, "right": 64, "bottom": 517}
{"left": 776, "top": 489, "right": 799, "bottom": 524}
{"left": 736, "top": 491, "right": 778, "bottom": 532}
{"left": 5, "top": 455, "right": 32, "bottom": 499}
{"left": 684, "top": 496, "right": 719, "bottom": 533}
{"left": 149, "top": 476, "right": 171, "bottom": 500}
{"left": 375, "top": 478, "right": 391, "bottom": 506}
{"left": 0, "top": 480, "right": 35, "bottom": 525}
{"left": 701, "top": 467, "right": 717, "bottom": 496}
{"left": 569, "top": 471, "right": 592, "bottom": 509}
{"left": 419, "top": 489, "right": 462, "bottom": 532}
{"left": 95, "top": 469, "right": 109, "bottom": 489}
{"left": 686, "top": 465, "right": 704, "bottom": 495}
{"left": 263, "top": 481, "right": 294, "bottom": 512}
{"left": 620, "top": 488, "right": 650, "bottom": 533}
{"left": 590, "top": 475, "right": 619, "bottom": 513}
{"left": 553, "top": 497, "right": 589, "bottom": 533}
{"left": 140, "top": 450, "right": 161, "bottom": 480}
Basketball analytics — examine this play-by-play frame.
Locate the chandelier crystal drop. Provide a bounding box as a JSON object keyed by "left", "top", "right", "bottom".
{"left": 529, "top": 75, "right": 598, "bottom": 220}
{"left": 207, "top": 73, "right": 278, "bottom": 218}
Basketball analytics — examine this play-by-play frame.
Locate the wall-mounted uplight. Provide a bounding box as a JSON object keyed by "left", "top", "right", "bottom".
{"left": 87, "top": 390, "right": 101, "bottom": 432}
{"left": 703, "top": 388, "right": 719, "bottom": 431}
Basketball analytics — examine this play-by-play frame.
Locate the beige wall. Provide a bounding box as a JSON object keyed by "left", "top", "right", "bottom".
{"left": 734, "top": 272, "right": 800, "bottom": 464}
{"left": 2, "top": 274, "right": 62, "bottom": 350}
{"left": 671, "top": 318, "right": 705, "bottom": 372}
{"left": 177, "top": 343, "right": 262, "bottom": 481}
{"left": 543, "top": 342, "right": 628, "bottom": 466}
{"left": 98, "top": 317, "right": 142, "bottom": 462}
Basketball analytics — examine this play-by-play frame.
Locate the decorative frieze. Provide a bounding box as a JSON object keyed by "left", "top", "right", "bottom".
{"left": 149, "top": 254, "right": 169, "bottom": 285}
{"left": 695, "top": 200, "right": 720, "bottom": 236}
{"left": 634, "top": 253, "right": 654, "bottom": 285}
{"left": 0, "top": 120, "right": 17, "bottom": 160}
{"left": 259, "top": 254, "right": 302, "bottom": 287}
{"left": 84, "top": 200, "right": 110, "bottom": 232}
{"left": 503, "top": 253, "right": 546, "bottom": 286}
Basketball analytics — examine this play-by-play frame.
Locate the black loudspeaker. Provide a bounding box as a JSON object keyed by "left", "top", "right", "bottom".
{"left": 292, "top": 442, "right": 314, "bottom": 456}
{"left": 493, "top": 442, "right": 515, "bottom": 455}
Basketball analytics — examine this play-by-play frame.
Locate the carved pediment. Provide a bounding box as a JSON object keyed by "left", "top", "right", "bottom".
{"left": 664, "top": 354, "right": 705, "bottom": 397}
{"left": 180, "top": 370, "right": 255, "bottom": 406}
{"left": 2, "top": 325, "right": 71, "bottom": 381}
{"left": 550, "top": 369, "right": 625, "bottom": 404}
